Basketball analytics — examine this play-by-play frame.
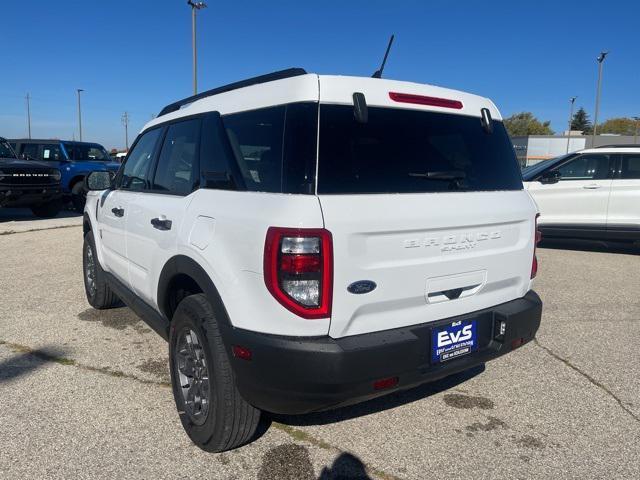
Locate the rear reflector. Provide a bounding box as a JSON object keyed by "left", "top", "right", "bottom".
{"left": 531, "top": 214, "right": 542, "bottom": 279}
{"left": 373, "top": 376, "right": 399, "bottom": 391}
{"left": 233, "top": 345, "right": 252, "bottom": 361}
{"left": 389, "top": 92, "right": 463, "bottom": 110}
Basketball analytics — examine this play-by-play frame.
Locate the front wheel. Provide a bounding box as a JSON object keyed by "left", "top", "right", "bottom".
{"left": 71, "top": 181, "right": 86, "bottom": 212}
{"left": 169, "top": 294, "right": 261, "bottom": 452}
{"left": 83, "top": 231, "right": 121, "bottom": 309}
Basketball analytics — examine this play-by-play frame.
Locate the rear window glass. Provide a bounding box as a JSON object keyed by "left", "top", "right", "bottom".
{"left": 317, "top": 105, "right": 522, "bottom": 194}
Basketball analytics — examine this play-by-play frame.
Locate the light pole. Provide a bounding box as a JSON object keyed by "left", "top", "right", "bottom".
{"left": 566, "top": 96, "right": 577, "bottom": 153}
{"left": 634, "top": 116, "right": 640, "bottom": 145}
{"left": 592, "top": 51, "right": 608, "bottom": 146}
{"left": 121, "top": 112, "right": 130, "bottom": 150}
{"left": 76, "top": 89, "right": 84, "bottom": 142}
{"left": 187, "top": 0, "right": 207, "bottom": 95}
{"left": 25, "top": 93, "right": 32, "bottom": 139}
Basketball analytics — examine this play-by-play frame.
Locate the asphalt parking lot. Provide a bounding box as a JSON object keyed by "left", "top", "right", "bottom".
{"left": 1, "top": 209, "right": 639, "bottom": 480}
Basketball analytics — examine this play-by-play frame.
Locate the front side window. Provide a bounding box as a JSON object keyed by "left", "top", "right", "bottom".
{"left": 554, "top": 154, "right": 611, "bottom": 181}
{"left": 63, "top": 142, "right": 110, "bottom": 161}
{"left": 317, "top": 105, "right": 522, "bottom": 194}
{"left": 21, "top": 143, "right": 39, "bottom": 160}
{"left": 0, "top": 140, "right": 16, "bottom": 158}
{"left": 152, "top": 119, "right": 200, "bottom": 195}
{"left": 119, "top": 128, "right": 162, "bottom": 191}
{"left": 620, "top": 154, "right": 640, "bottom": 179}
{"left": 41, "top": 144, "right": 63, "bottom": 161}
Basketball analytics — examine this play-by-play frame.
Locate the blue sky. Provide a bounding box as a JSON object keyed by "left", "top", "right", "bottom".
{"left": 1, "top": 0, "right": 638, "bottom": 149}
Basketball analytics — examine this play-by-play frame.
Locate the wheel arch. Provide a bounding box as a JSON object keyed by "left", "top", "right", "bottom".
{"left": 157, "top": 255, "right": 231, "bottom": 327}
{"left": 69, "top": 174, "right": 87, "bottom": 190}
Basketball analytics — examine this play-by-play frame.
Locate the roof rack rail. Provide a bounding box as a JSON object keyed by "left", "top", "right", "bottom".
{"left": 157, "top": 68, "right": 308, "bottom": 117}
{"left": 594, "top": 144, "right": 639, "bottom": 148}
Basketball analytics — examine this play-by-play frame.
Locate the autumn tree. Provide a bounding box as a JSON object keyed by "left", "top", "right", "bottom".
{"left": 503, "top": 112, "right": 554, "bottom": 136}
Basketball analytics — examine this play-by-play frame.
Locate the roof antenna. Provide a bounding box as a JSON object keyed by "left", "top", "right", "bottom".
{"left": 372, "top": 34, "right": 395, "bottom": 79}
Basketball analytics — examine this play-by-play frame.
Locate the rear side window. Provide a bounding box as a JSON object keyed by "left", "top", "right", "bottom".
{"left": 317, "top": 105, "right": 522, "bottom": 194}
{"left": 222, "top": 103, "right": 317, "bottom": 194}
{"left": 620, "top": 154, "right": 640, "bottom": 179}
{"left": 555, "top": 154, "right": 611, "bottom": 180}
{"left": 119, "top": 128, "right": 162, "bottom": 191}
{"left": 152, "top": 119, "right": 200, "bottom": 195}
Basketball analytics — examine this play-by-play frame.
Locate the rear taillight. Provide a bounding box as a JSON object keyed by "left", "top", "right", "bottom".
{"left": 531, "top": 214, "right": 542, "bottom": 279}
{"left": 264, "top": 227, "right": 333, "bottom": 319}
{"left": 389, "top": 92, "right": 464, "bottom": 109}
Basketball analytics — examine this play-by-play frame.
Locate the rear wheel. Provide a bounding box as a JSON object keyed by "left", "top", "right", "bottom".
{"left": 83, "top": 231, "right": 120, "bottom": 309}
{"left": 31, "top": 200, "right": 62, "bottom": 218}
{"left": 71, "top": 181, "right": 86, "bottom": 212}
{"left": 169, "top": 294, "right": 261, "bottom": 452}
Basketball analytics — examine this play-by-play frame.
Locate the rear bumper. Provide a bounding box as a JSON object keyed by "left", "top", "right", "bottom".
{"left": 0, "top": 185, "right": 62, "bottom": 207}
{"left": 222, "top": 291, "right": 542, "bottom": 414}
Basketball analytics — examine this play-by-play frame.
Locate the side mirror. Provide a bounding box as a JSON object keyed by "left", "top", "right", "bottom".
{"left": 539, "top": 170, "right": 561, "bottom": 184}
{"left": 86, "top": 171, "right": 114, "bottom": 191}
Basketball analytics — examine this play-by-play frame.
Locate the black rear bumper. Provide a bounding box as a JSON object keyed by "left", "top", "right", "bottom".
{"left": 222, "top": 291, "right": 542, "bottom": 415}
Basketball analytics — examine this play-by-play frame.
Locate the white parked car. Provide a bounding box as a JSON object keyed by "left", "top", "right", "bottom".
{"left": 523, "top": 146, "right": 640, "bottom": 243}
{"left": 82, "top": 68, "right": 542, "bottom": 452}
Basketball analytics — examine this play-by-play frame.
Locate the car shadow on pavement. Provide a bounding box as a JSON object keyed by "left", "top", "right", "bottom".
{"left": 257, "top": 443, "right": 371, "bottom": 480}
{"left": 0, "top": 346, "right": 69, "bottom": 384}
{"left": 540, "top": 239, "right": 639, "bottom": 255}
{"left": 0, "top": 207, "right": 81, "bottom": 223}
{"left": 272, "top": 364, "right": 485, "bottom": 427}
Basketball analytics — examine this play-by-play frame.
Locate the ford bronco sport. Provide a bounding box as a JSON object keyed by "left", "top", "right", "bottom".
{"left": 1, "top": 137, "right": 63, "bottom": 217}
{"left": 82, "top": 69, "right": 543, "bottom": 452}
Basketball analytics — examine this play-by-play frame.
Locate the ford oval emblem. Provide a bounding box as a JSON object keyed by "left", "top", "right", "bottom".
{"left": 347, "top": 280, "right": 377, "bottom": 294}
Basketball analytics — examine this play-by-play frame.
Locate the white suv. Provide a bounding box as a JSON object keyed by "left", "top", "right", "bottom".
{"left": 523, "top": 146, "right": 640, "bottom": 243}
{"left": 82, "top": 68, "right": 542, "bottom": 452}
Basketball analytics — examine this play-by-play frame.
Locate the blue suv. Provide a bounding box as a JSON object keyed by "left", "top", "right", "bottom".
{"left": 9, "top": 139, "right": 121, "bottom": 211}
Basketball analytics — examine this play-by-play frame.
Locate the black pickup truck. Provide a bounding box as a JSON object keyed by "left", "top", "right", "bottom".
{"left": 1, "top": 137, "right": 63, "bottom": 217}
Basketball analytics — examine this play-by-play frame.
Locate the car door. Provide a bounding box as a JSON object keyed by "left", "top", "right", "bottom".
{"left": 125, "top": 118, "right": 201, "bottom": 306}
{"left": 607, "top": 153, "right": 640, "bottom": 232}
{"left": 527, "top": 153, "right": 614, "bottom": 227}
{"left": 98, "top": 127, "right": 163, "bottom": 285}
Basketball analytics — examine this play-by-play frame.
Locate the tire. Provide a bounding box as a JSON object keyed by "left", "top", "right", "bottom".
{"left": 71, "top": 180, "right": 86, "bottom": 212}
{"left": 30, "top": 200, "right": 62, "bottom": 218}
{"left": 82, "top": 231, "right": 121, "bottom": 309}
{"left": 169, "top": 293, "right": 261, "bottom": 452}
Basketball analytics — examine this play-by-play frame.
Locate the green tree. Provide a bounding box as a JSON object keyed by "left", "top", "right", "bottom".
{"left": 503, "top": 112, "right": 554, "bottom": 136}
{"left": 570, "top": 107, "right": 592, "bottom": 134}
{"left": 597, "top": 117, "right": 638, "bottom": 136}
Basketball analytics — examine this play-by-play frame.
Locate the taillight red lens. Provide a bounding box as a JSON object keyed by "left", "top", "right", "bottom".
{"left": 389, "top": 92, "right": 463, "bottom": 109}
{"left": 264, "top": 227, "right": 333, "bottom": 319}
{"left": 531, "top": 214, "right": 541, "bottom": 279}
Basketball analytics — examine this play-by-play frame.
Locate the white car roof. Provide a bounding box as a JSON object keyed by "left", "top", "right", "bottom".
{"left": 142, "top": 72, "right": 500, "bottom": 133}
{"left": 578, "top": 147, "right": 640, "bottom": 154}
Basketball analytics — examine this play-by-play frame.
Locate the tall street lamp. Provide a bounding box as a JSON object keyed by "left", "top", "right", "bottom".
{"left": 634, "top": 116, "right": 640, "bottom": 145}
{"left": 188, "top": 0, "right": 207, "bottom": 95}
{"left": 76, "top": 89, "right": 84, "bottom": 142}
{"left": 566, "top": 96, "right": 577, "bottom": 153}
{"left": 592, "top": 51, "right": 609, "bottom": 145}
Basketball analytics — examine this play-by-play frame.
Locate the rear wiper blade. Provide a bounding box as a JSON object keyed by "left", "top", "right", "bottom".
{"left": 408, "top": 170, "right": 466, "bottom": 180}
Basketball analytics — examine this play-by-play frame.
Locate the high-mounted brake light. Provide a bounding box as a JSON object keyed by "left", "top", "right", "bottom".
{"left": 389, "top": 92, "right": 463, "bottom": 110}
{"left": 264, "top": 227, "right": 333, "bottom": 319}
{"left": 531, "top": 214, "right": 542, "bottom": 279}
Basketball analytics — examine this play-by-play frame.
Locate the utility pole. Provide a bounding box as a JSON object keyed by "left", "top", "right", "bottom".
{"left": 592, "top": 51, "right": 609, "bottom": 146}
{"left": 566, "top": 96, "right": 577, "bottom": 154}
{"left": 187, "top": 0, "right": 207, "bottom": 95}
{"left": 121, "top": 112, "right": 130, "bottom": 150}
{"left": 76, "top": 89, "right": 84, "bottom": 142}
{"left": 634, "top": 116, "right": 640, "bottom": 145}
{"left": 25, "top": 93, "right": 32, "bottom": 139}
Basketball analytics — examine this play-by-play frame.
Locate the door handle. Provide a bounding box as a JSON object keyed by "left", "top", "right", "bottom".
{"left": 151, "top": 217, "right": 172, "bottom": 231}
{"left": 111, "top": 207, "right": 124, "bottom": 217}
{"left": 583, "top": 184, "right": 602, "bottom": 189}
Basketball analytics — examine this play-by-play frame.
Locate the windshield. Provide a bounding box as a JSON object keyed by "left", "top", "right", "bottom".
{"left": 317, "top": 105, "right": 523, "bottom": 194}
{"left": 522, "top": 154, "right": 575, "bottom": 181}
{"left": 0, "top": 140, "right": 17, "bottom": 159}
{"left": 62, "top": 142, "right": 111, "bottom": 161}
